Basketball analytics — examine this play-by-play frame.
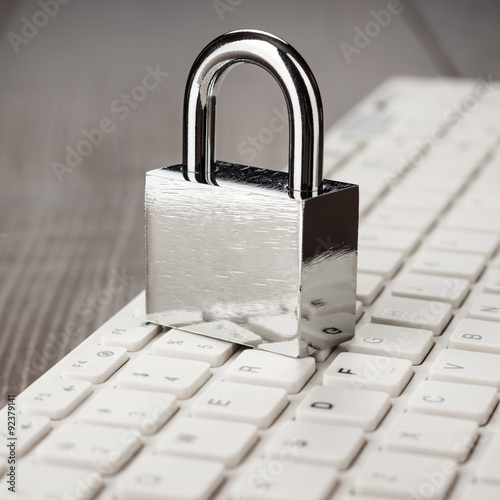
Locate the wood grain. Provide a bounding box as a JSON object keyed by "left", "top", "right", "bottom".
{"left": 0, "top": 0, "right": 498, "bottom": 402}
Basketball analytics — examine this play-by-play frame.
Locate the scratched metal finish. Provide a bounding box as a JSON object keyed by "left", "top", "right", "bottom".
{"left": 145, "top": 162, "right": 358, "bottom": 357}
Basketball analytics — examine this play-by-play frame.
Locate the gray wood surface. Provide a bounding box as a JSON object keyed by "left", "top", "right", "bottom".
{"left": 1, "top": 0, "right": 499, "bottom": 402}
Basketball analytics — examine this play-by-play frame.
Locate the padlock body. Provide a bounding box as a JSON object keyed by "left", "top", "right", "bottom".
{"left": 145, "top": 162, "right": 358, "bottom": 357}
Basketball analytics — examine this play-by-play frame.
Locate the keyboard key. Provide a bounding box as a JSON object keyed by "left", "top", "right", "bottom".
{"left": 428, "top": 348, "right": 500, "bottom": 389}
{"left": 427, "top": 228, "right": 499, "bottom": 257}
{"left": 358, "top": 226, "right": 420, "bottom": 255}
{"left": 158, "top": 417, "right": 257, "bottom": 466}
{"left": 152, "top": 328, "right": 236, "bottom": 367}
{"left": 392, "top": 273, "right": 469, "bottom": 308}
{"left": 323, "top": 352, "right": 413, "bottom": 397}
{"left": 357, "top": 248, "right": 404, "bottom": 279}
{"left": 265, "top": 420, "right": 364, "bottom": 469}
{"left": 36, "top": 423, "right": 142, "bottom": 474}
{"left": 225, "top": 350, "right": 315, "bottom": 394}
{"left": 247, "top": 314, "right": 297, "bottom": 342}
{"left": 62, "top": 345, "right": 128, "bottom": 384}
{"left": 458, "top": 191, "right": 500, "bottom": 212}
{"left": 476, "top": 432, "right": 500, "bottom": 483}
{"left": 348, "top": 323, "right": 434, "bottom": 364}
{"left": 411, "top": 250, "right": 486, "bottom": 282}
{"left": 365, "top": 205, "right": 436, "bottom": 233}
{"left": 384, "top": 188, "right": 451, "bottom": 213}
{"left": 462, "top": 483, "right": 500, "bottom": 500}
{"left": 0, "top": 414, "right": 51, "bottom": 457}
{"left": 117, "top": 355, "right": 211, "bottom": 399}
{"left": 449, "top": 318, "right": 500, "bottom": 354}
{"left": 485, "top": 270, "right": 500, "bottom": 294}
{"left": 184, "top": 319, "right": 262, "bottom": 346}
{"left": 78, "top": 388, "right": 177, "bottom": 435}
{"left": 11, "top": 462, "right": 102, "bottom": 499}
{"left": 407, "top": 380, "right": 497, "bottom": 424}
{"left": 355, "top": 451, "right": 457, "bottom": 500}
{"left": 382, "top": 412, "right": 478, "bottom": 462}
{"left": 116, "top": 453, "right": 224, "bottom": 500}
{"left": 100, "top": 318, "right": 161, "bottom": 351}
{"left": 230, "top": 459, "right": 337, "bottom": 500}
{"left": 445, "top": 208, "right": 500, "bottom": 233}
{"left": 356, "top": 273, "right": 384, "bottom": 305}
{"left": 296, "top": 386, "right": 390, "bottom": 431}
{"left": 22, "top": 378, "right": 92, "bottom": 419}
{"left": 192, "top": 381, "right": 288, "bottom": 429}
{"left": 371, "top": 296, "right": 452, "bottom": 335}
{"left": 468, "top": 293, "right": 500, "bottom": 322}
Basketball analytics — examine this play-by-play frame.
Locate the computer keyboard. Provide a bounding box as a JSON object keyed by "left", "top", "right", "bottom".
{"left": 2, "top": 75, "right": 500, "bottom": 500}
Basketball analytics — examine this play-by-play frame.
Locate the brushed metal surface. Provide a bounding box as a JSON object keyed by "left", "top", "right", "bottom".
{"left": 145, "top": 163, "right": 358, "bottom": 357}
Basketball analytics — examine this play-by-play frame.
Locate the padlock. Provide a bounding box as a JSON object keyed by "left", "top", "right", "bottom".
{"left": 145, "top": 29, "right": 358, "bottom": 357}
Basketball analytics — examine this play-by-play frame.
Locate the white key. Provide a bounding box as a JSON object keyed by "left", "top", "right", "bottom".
{"left": 356, "top": 300, "right": 364, "bottom": 322}
{"left": 247, "top": 314, "right": 297, "bottom": 342}
{"left": 61, "top": 345, "right": 128, "bottom": 384}
{"left": 225, "top": 350, "right": 315, "bottom": 394}
{"left": 0, "top": 414, "right": 51, "bottom": 457}
{"left": 36, "top": 423, "right": 142, "bottom": 474}
{"left": 230, "top": 459, "right": 337, "bottom": 500}
{"left": 358, "top": 226, "right": 420, "bottom": 255}
{"left": 100, "top": 317, "right": 160, "bottom": 351}
{"left": 428, "top": 348, "right": 500, "bottom": 389}
{"left": 10, "top": 462, "right": 102, "bottom": 499}
{"left": 158, "top": 417, "right": 257, "bottom": 466}
{"left": 184, "top": 319, "right": 262, "bottom": 346}
{"left": 468, "top": 293, "right": 500, "bottom": 322}
{"left": 458, "top": 191, "right": 500, "bottom": 212}
{"left": 485, "top": 270, "right": 500, "bottom": 294}
{"left": 348, "top": 323, "right": 434, "bottom": 364}
{"left": 411, "top": 250, "right": 486, "bottom": 282}
{"left": 116, "top": 453, "right": 224, "bottom": 500}
{"left": 22, "top": 378, "right": 92, "bottom": 419}
{"left": 407, "top": 380, "right": 497, "bottom": 424}
{"left": 445, "top": 208, "right": 500, "bottom": 233}
{"left": 449, "top": 318, "right": 500, "bottom": 354}
{"left": 392, "top": 274, "right": 469, "bottom": 308}
{"left": 117, "top": 355, "right": 211, "bottom": 399}
{"left": 355, "top": 451, "right": 457, "bottom": 500}
{"left": 382, "top": 412, "right": 478, "bottom": 462}
{"left": 296, "top": 385, "right": 390, "bottom": 431}
{"left": 461, "top": 483, "right": 500, "bottom": 500}
{"left": 78, "top": 388, "right": 177, "bottom": 435}
{"left": 476, "top": 432, "right": 500, "bottom": 483}
{"left": 365, "top": 206, "right": 436, "bottom": 233}
{"left": 192, "top": 381, "right": 288, "bottom": 429}
{"left": 357, "top": 248, "right": 404, "bottom": 280}
{"left": 357, "top": 273, "right": 384, "bottom": 305}
{"left": 265, "top": 420, "right": 364, "bottom": 469}
{"left": 323, "top": 352, "right": 413, "bottom": 397}
{"left": 152, "top": 328, "right": 236, "bottom": 367}
{"left": 371, "top": 296, "right": 452, "bottom": 335}
{"left": 427, "top": 228, "right": 499, "bottom": 257}
{"left": 384, "top": 188, "right": 451, "bottom": 213}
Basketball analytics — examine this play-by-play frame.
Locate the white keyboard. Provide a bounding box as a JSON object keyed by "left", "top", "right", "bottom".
{"left": 2, "top": 76, "right": 500, "bottom": 500}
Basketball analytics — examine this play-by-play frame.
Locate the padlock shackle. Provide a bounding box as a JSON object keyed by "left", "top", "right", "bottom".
{"left": 182, "top": 29, "right": 324, "bottom": 199}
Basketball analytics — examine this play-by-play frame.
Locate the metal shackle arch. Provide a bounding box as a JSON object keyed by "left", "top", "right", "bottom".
{"left": 182, "top": 29, "right": 324, "bottom": 199}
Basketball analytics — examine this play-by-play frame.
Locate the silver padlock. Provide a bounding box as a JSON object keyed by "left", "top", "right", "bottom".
{"left": 145, "top": 29, "right": 358, "bottom": 357}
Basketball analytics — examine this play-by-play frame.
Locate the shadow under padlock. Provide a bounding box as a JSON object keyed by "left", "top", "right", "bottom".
{"left": 145, "top": 29, "right": 359, "bottom": 358}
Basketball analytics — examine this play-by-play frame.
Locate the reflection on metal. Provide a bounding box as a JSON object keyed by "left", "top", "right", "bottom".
{"left": 145, "top": 30, "right": 358, "bottom": 357}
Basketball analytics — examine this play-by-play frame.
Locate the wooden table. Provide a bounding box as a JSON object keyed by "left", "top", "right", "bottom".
{"left": 1, "top": 0, "right": 498, "bottom": 402}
